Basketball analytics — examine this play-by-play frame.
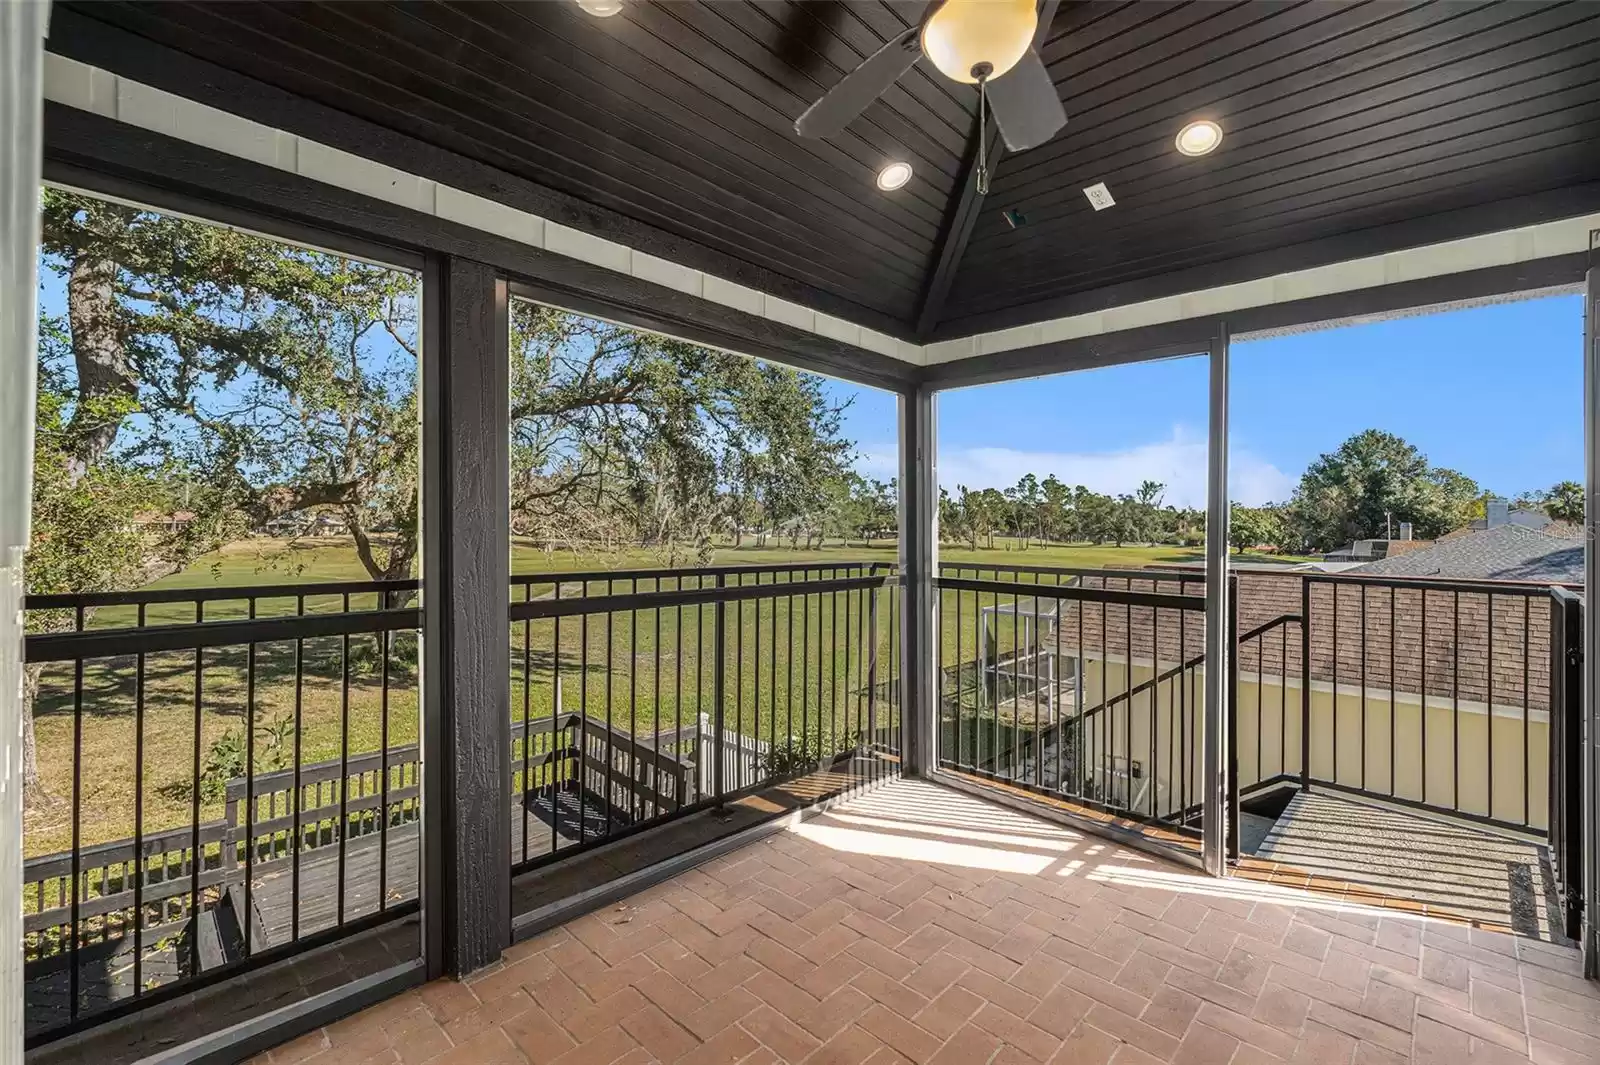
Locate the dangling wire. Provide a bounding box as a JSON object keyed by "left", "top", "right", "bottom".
{"left": 976, "top": 75, "right": 991, "bottom": 195}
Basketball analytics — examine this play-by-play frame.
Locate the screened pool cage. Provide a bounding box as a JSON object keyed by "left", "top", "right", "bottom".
{"left": 977, "top": 598, "right": 1081, "bottom": 721}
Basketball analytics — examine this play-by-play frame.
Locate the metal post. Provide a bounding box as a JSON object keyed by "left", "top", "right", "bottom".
{"left": 713, "top": 574, "right": 727, "bottom": 801}
{"left": 1203, "top": 324, "right": 1231, "bottom": 877}
{"left": 420, "top": 255, "right": 511, "bottom": 979}
{"left": 1, "top": 5, "right": 48, "bottom": 1057}
{"left": 1583, "top": 236, "right": 1599, "bottom": 976}
{"left": 899, "top": 386, "right": 938, "bottom": 775}
{"left": 1227, "top": 574, "right": 1240, "bottom": 862}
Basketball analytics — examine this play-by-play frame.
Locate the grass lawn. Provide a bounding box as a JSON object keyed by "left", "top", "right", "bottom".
{"left": 25, "top": 534, "right": 1305, "bottom": 860}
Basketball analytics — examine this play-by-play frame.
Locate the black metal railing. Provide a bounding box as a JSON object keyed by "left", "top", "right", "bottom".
{"left": 24, "top": 561, "right": 909, "bottom": 1041}
{"left": 937, "top": 566, "right": 1588, "bottom": 893}
{"left": 21, "top": 580, "right": 422, "bottom": 1042}
{"left": 934, "top": 564, "right": 1212, "bottom": 848}
{"left": 1299, "top": 574, "right": 1559, "bottom": 834}
{"left": 507, "top": 563, "right": 903, "bottom": 871}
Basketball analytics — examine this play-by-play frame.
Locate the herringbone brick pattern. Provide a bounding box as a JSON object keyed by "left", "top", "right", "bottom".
{"left": 255, "top": 779, "right": 1599, "bottom": 1065}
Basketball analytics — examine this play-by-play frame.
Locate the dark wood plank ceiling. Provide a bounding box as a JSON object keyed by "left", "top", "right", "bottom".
{"left": 942, "top": 0, "right": 1600, "bottom": 337}
{"left": 48, "top": 1, "right": 1600, "bottom": 347}
{"left": 50, "top": 0, "right": 977, "bottom": 331}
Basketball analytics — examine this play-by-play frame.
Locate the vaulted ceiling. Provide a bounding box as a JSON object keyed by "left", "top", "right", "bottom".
{"left": 47, "top": 0, "right": 1600, "bottom": 345}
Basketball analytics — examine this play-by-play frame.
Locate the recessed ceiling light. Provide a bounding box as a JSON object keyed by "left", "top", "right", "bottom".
{"left": 876, "top": 161, "right": 913, "bottom": 191}
{"left": 575, "top": 0, "right": 623, "bottom": 16}
{"left": 1176, "top": 119, "right": 1223, "bottom": 157}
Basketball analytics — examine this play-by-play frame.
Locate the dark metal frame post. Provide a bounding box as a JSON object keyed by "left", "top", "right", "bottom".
{"left": 900, "top": 385, "right": 938, "bottom": 775}
{"left": 1203, "top": 323, "right": 1231, "bottom": 877}
{"left": 421, "top": 255, "right": 511, "bottom": 979}
{"left": 1583, "top": 233, "right": 1599, "bottom": 976}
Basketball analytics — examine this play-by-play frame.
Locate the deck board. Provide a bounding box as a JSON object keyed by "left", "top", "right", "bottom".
{"left": 1254, "top": 790, "right": 1564, "bottom": 940}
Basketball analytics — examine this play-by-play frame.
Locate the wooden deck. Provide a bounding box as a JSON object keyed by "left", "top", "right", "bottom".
{"left": 23, "top": 783, "right": 619, "bottom": 1036}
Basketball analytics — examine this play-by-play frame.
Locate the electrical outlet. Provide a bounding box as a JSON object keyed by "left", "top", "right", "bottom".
{"left": 1083, "top": 182, "right": 1115, "bottom": 211}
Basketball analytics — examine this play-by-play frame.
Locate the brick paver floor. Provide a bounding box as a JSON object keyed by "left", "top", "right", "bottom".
{"left": 254, "top": 778, "right": 1600, "bottom": 1065}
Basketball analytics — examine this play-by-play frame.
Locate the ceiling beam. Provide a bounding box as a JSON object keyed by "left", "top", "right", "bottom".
{"left": 913, "top": 0, "right": 1059, "bottom": 340}
{"left": 914, "top": 119, "right": 999, "bottom": 338}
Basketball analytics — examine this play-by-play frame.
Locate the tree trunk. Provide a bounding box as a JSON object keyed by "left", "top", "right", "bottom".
{"left": 22, "top": 663, "right": 46, "bottom": 810}
{"left": 64, "top": 248, "right": 138, "bottom": 479}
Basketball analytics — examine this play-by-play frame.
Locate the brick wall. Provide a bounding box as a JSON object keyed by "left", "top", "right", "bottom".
{"left": 1015, "top": 570, "right": 1557, "bottom": 715}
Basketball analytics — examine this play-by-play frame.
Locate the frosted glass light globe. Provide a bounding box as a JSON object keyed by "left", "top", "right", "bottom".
{"left": 921, "top": 0, "right": 1038, "bottom": 85}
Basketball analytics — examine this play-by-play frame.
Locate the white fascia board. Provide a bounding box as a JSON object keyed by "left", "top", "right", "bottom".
{"left": 41, "top": 55, "right": 925, "bottom": 367}
{"left": 927, "top": 211, "right": 1600, "bottom": 364}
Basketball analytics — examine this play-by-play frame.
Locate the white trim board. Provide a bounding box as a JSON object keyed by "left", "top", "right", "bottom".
{"left": 39, "top": 53, "right": 924, "bottom": 367}
{"left": 41, "top": 54, "right": 1600, "bottom": 371}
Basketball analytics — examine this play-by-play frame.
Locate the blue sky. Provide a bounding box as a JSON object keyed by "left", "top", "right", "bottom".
{"left": 836, "top": 293, "right": 1584, "bottom": 509}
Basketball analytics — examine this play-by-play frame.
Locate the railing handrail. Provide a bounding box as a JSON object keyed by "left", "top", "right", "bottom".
{"left": 24, "top": 562, "right": 899, "bottom": 613}
{"left": 25, "top": 578, "right": 422, "bottom": 610}
{"left": 935, "top": 574, "right": 1204, "bottom": 613}
{"left": 510, "top": 572, "right": 893, "bottom": 621}
{"left": 23, "top": 607, "right": 423, "bottom": 663}
{"left": 1303, "top": 571, "right": 1577, "bottom": 596}
{"left": 511, "top": 560, "right": 893, "bottom": 585}
{"left": 939, "top": 562, "right": 1207, "bottom": 583}
{"left": 1074, "top": 611, "right": 1300, "bottom": 723}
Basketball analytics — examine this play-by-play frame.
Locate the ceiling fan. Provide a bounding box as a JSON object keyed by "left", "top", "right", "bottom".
{"left": 794, "top": 0, "right": 1066, "bottom": 189}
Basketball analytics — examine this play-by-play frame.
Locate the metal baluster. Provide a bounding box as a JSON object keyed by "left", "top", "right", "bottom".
{"left": 69, "top": 604, "right": 85, "bottom": 1018}
{"left": 802, "top": 578, "right": 810, "bottom": 772}
{"left": 752, "top": 583, "right": 760, "bottom": 790}
{"left": 1421, "top": 588, "right": 1428, "bottom": 806}
{"left": 604, "top": 580, "right": 614, "bottom": 836}
{"left": 190, "top": 600, "right": 203, "bottom": 973}
{"left": 737, "top": 585, "right": 745, "bottom": 789}
{"left": 292, "top": 594, "right": 304, "bottom": 939}
{"left": 579, "top": 596, "right": 589, "bottom": 845}
{"left": 630, "top": 581, "right": 639, "bottom": 822}
{"left": 1487, "top": 595, "right": 1494, "bottom": 821}
{"left": 553, "top": 581, "right": 563, "bottom": 850}
{"left": 1523, "top": 594, "right": 1531, "bottom": 826}
{"left": 245, "top": 597, "right": 256, "bottom": 950}
{"left": 1389, "top": 589, "right": 1396, "bottom": 798}
{"left": 1453, "top": 589, "right": 1461, "bottom": 812}
{"left": 1332, "top": 583, "right": 1339, "bottom": 788}
{"left": 338, "top": 591, "right": 350, "bottom": 924}
{"left": 379, "top": 603, "right": 391, "bottom": 908}
{"left": 522, "top": 583, "right": 532, "bottom": 864}
{"left": 1360, "top": 584, "right": 1367, "bottom": 793}
{"left": 1152, "top": 605, "right": 1161, "bottom": 819}
{"left": 714, "top": 575, "right": 727, "bottom": 800}
{"left": 770, "top": 579, "right": 778, "bottom": 782}
{"left": 133, "top": 603, "right": 147, "bottom": 996}
{"left": 655, "top": 581, "right": 663, "bottom": 819}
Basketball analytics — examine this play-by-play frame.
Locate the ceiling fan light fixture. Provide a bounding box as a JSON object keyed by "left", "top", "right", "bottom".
{"left": 1176, "top": 119, "right": 1223, "bottom": 156}
{"left": 575, "top": 0, "right": 623, "bottom": 16}
{"left": 876, "top": 161, "right": 913, "bottom": 191}
{"left": 920, "top": 0, "right": 1037, "bottom": 84}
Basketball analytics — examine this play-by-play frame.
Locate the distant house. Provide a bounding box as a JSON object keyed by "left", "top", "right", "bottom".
{"left": 1322, "top": 521, "right": 1432, "bottom": 563}
{"left": 1442, "top": 498, "right": 1561, "bottom": 538}
{"left": 310, "top": 512, "right": 348, "bottom": 537}
{"left": 259, "top": 510, "right": 348, "bottom": 538}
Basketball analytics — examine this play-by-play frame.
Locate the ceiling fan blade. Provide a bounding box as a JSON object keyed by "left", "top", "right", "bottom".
{"left": 795, "top": 26, "right": 922, "bottom": 139}
{"left": 987, "top": 47, "right": 1066, "bottom": 152}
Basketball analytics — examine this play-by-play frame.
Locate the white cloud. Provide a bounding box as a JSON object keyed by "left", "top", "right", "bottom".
{"left": 929, "top": 426, "right": 1292, "bottom": 509}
